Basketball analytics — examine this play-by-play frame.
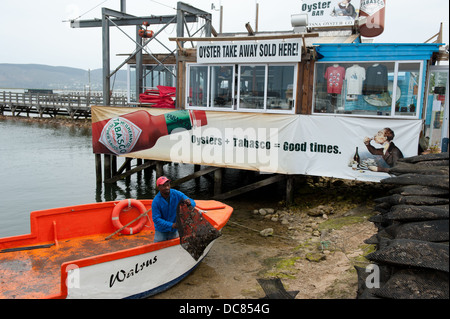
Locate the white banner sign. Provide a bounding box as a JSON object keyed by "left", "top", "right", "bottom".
{"left": 300, "top": 0, "right": 360, "bottom": 27}
{"left": 196, "top": 39, "right": 302, "bottom": 64}
{"left": 92, "top": 106, "right": 422, "bottom": 183}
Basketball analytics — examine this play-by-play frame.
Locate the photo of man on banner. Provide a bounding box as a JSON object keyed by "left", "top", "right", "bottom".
{"left": 362, "top": 127, "right": 404, "bottom": 172}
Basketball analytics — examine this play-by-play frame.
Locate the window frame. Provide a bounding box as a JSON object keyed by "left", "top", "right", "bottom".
{"left": 312, "top": 60, "right": 424, "bottom": 119}
{"left": 186, "top": 62, "right": 297, "bottom": 114}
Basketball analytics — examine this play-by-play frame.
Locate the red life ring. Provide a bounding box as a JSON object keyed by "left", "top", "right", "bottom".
{"left": 111, "top": 199, "right": 148, "bottom": 235}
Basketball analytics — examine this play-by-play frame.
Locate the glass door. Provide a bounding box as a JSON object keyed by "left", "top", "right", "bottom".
{"left": 424, "top": 66, "right": 449, "bottom": 152}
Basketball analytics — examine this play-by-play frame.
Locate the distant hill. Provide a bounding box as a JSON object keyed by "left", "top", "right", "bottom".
{"left": 0, "top": 63, "right": 127, "bottom": 91}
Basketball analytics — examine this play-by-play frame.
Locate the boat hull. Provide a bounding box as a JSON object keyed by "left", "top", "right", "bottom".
{"left": 66, "top": 240, "right": 215, "bottom": 299}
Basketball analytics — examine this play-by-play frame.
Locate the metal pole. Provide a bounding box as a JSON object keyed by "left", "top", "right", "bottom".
{"left": 136, "top": 25, "right": 143, "bottom": 103}
{"left": 102, "top": 8, "right": 110, "bottom": 106}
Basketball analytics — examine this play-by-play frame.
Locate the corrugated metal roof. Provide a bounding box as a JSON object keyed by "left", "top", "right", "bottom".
{"left": 315, "top": 43, "right": 442, "bottom": 61}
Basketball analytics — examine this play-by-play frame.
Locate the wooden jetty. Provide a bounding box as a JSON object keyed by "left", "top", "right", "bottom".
{"left": 0, "top": 91, "right": 127, "bottom": 119}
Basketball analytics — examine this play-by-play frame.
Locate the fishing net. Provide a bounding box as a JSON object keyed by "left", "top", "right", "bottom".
{"left": 384, "top": 220, "right": 449, "bottom": 243}
{"left": 374, "top": 268, "right": 449, "bottom": 299}
{"left": 366, "top": 239, "right": 449, "bottom": 272}
{"left": 176, "top": 200, "right": 221, "bottom": 261}
{"left": 386, "top": 205, "right": 449, "bottom": 222}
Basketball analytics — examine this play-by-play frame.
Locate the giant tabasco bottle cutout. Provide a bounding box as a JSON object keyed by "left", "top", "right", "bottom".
{"left": 92, "top": 109, "right": 208, "bottom": 155}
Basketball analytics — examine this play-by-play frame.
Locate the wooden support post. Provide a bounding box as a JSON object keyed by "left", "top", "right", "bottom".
{"left": 286, "top": 176, "right": 295, "bottom": 206}
{"left": 156, "top": 161, "right": 164, "bottom": 178}
{"left": 111, "top": 155, "right": 117, "bottom": 176}
{"left": 136, "top": 158, "right": 143, "bottom": 179}
{"left": 125, "top": 157, "right": 132, "bottom": 183}
{"left": 104, "top": 154, "right": 112, "bottom": 181}
{"left": 95, "top": 154, "right": 102, "bottom": 184}
{"left": 214, "top": 168, "right": 223, "bottom": 196}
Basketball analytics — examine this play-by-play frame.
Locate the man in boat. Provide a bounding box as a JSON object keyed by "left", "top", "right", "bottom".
{"left": 152, "top": 176, "right": 196, "bottom": 242}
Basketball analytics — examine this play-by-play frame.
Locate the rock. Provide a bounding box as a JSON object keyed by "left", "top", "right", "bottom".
{"left": 271, "top": 216, "right": 279, "bottom": 222}
{"left": 259, "top": 209, "right": 268, "bottom": 216}
{"left": 307, "top": 205, "right": 334, "bottom": 217}
{"left": 260, "top": 228, "right": 274, "bottom": 237}
{"left": 281, "top": 218, "right": 290, "bottom": 225}
{"left": 306, "top": 252, "right": 326, "bottom": 262}
{"left": 253, "top": 209, "right": 260, "bottom": 215}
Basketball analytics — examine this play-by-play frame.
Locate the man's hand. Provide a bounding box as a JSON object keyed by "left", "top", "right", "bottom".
{"left": 172, "top": 223, "right": 178, "bottom": 229}
{"left": 184, "top": 199, "right": 191, "bottom": 206}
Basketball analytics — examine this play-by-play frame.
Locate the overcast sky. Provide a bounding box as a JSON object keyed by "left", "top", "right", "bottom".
{"left": 0, "top": 0, "right": 448, "bottom": 70}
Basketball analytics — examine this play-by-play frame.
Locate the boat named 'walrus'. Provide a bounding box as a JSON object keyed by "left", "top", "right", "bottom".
{"left": 0, "top": 199, "right": 232, "bottom": 299}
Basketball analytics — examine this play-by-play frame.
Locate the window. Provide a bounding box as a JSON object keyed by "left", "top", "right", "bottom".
{"left": 186, "top": 63, "right": 297, "bottom": 113}
{"left": 238, "top": 65, "right": 266, "bottom": 110}
{"left": 267, "top": 65, "right": 295, "bottom": 111}
{"left": 395, "top": 62, "right": 422, "bottom": 117}
{"left": 313, "top": 61, "right": 423, "bottom": 118}
{"left": 210, "top": 66, "right": 234, "bottom": 108}
{"left": 188, "top": 65, "right": 208, "bottom": 107}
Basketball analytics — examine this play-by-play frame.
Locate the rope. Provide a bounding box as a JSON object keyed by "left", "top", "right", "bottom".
{"left": 228, "top": 221, "right": 294, "bottom": 241}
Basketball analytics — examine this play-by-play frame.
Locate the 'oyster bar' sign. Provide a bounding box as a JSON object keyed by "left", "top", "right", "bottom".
{"left": 300, "top": 0, "right": 361, "bottom": 27}
{"left": 197, "top": 39, "right": 302, "bottom": 64}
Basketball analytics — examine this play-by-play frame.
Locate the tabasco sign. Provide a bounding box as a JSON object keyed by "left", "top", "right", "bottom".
{"left": 196, "top": 39, "right": 302, "bottom": 64}
{"left": 92, "top": 106, "right": 422, "bottom": 184}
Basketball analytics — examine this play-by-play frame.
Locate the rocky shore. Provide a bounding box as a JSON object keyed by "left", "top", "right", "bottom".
{"left": 0, "top": 115, "right": 92, "bottom": 130}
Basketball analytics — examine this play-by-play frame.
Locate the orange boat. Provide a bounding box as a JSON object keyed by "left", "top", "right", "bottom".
{"left": 0, "top": 199, "right": 232, "bottom": 299}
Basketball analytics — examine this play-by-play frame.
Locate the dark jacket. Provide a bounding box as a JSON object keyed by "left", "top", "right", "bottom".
{"left": 152, "top": 189, "right": 196, "bottom": 233}
{"left": 365, "top": 142, "right": 404, "bottom": 172}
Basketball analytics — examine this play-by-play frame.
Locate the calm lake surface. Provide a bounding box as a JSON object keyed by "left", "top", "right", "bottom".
{"left": 0, "top": 117, "right": 227, "bottom": 238}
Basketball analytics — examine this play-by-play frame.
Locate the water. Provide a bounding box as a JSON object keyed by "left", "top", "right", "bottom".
{"left": 0, "top": 117, "right": 280, "bottom": 238}
{"left": 0, "top": 119, "right": 97, "bottom": 237}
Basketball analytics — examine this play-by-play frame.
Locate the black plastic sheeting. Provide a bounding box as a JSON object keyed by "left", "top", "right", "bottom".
{"left": 358, "top": 153, "right": 449, "bottom": 299}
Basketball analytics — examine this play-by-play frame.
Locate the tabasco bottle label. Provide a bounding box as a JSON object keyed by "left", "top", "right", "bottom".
{"left": 164, "top": 110, "right": 193, "bottom": 134}
{"left": 98, "top": 116, "right": 143, "bottom": 155}
{"left": 360, "top": 0, "right": 385, "bottom": 16}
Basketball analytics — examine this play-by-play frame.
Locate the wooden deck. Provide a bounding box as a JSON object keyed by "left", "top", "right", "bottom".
{"left": 0, "top": 91, "right": 128, "bottom": 119}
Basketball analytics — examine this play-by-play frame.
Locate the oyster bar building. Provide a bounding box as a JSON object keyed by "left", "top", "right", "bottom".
{"left": 89, "top": 1, "right": 449, "bottom": 193}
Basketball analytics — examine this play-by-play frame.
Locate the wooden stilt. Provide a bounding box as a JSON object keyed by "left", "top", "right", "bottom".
{"left": 286, "top": 176, "right": 295, "bottom": 206}
{"left": 125, "top": 158, "right": 132, "bottom": 183}
{"left": 95, "top": 154, "right": 102, "bottom": 184}
{"left": 104, "top": 154, "right": 112, "bottom": 181}
{"left": 214, "top": 168, "right": 223, "bottom": 196}
{"left": 156, "top": 161, "right": 164, "bottom": 178}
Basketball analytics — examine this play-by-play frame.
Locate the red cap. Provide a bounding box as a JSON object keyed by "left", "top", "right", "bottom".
{"left": 156, "top": 176, "right": 170, "bottom": 186}
{"left": 191, "top": 110, "right": 208, "bottom": 127}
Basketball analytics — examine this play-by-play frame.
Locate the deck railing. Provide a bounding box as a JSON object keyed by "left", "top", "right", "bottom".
{"left": 0, "top": 91, "right": 128, "bottom": 119}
